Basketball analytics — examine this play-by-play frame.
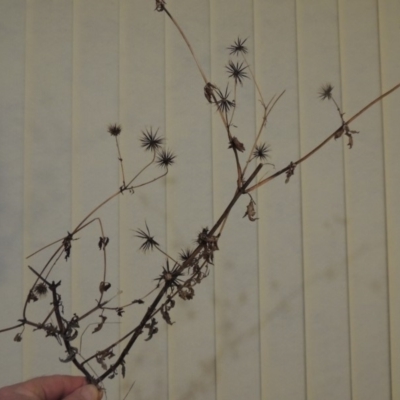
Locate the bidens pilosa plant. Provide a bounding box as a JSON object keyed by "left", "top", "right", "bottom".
{"left": 1, "top": 0, "right": 399, "bottom": 395}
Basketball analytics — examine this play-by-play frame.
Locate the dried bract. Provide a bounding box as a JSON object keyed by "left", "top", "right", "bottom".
{"left": 160, "top": 299, "right": 175, "bottom": 325}
{"left": 178, "top": 286, "right": 195, "bottom": 300}
{"left": 204, "top": 82, "right": 217, "bottom": 103}
{"left": 99, "top": 281, "right": 111, "bottom": 293}
{"left": 144, "top": 318, "right": 158, "bottom": 341}
{"left": 62, "top": 232, "right": 75, "bottom": 261}
{"left": 243, "top": 199, "right": 259, "bottom": 221}
{"left": 98, "top": 236, "right": 110, "bottom": 250}
{"left": 27, "top": 290, "right": 39, "bottom": 303}
{"left": 344, "top": 124, "right": 359, "bottom": 149}
{"left": 93, "top": 315, "right": 107, "bottom": 334}
{"left": 229, "top": 136, "right": 245, "bottom": 152}
{"left": 59, "top": 346, "right": 78, "bottom": 363}
{"left": 155, "top": 0, "right": 166, "bottom": 12}
{"left": 285, "top": 162, "right": 296, "bottom": 184}
{"left": 13, "top": 333, "right": 23, "bottom": 342}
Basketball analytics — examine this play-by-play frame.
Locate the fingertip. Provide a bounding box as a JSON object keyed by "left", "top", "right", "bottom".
{"left": 78, "top": 384, "right": 102, "bottom": 400}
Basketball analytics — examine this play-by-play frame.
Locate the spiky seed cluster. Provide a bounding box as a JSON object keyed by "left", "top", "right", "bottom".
{"left": 227, "top": 37, "right": 248, "bottom": 56}
{"left": 135, "top": 223, "right": 159, "bottom": 252}
{"left": 226, "top": 61, "right": 248, "bottom": 85}
{"left": 33, "top": 282, "right": 48, "bottom": 297}
{"left": 140, "top": 128, "right": 164, "bottom": 152}
{"left": 179, "top": 248, "right": 193, "bottom": 262}
{"left": 108, "top": 124, "right": 121, "bottom": 137}
{"left": 215, "top": 86, "right": 235, "bottom": 113}
{"left": 155, "top": 260, "right": 183, "bottom": 289}
{"left": 156, "top": 149, "right": 176, "bottom": 169}
{"left": 318, "top": 84, "right": 334, "bottom": 101}
{"left": 253, "top": 143, "right": 270, "bottom": 161}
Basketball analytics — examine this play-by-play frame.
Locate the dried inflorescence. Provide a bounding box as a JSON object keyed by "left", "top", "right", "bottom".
{"left": 1, "top": 0, "right": 398, "bottom": 394}
{"left": 226, "top": 60, "right": 248, "bottom": 85}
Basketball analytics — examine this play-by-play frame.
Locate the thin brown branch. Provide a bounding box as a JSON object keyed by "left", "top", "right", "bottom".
{"left": 246, "top": 83, "right": 400, "bottom": 193}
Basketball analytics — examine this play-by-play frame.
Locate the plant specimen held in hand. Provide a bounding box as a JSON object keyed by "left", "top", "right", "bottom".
{"left": 1, "top": 0, "right": 399, "bottom": 396}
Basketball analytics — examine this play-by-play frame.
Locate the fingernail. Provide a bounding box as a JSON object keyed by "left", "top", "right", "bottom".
{"left": 80, "top": 385, "right": 101, "bottom": 400}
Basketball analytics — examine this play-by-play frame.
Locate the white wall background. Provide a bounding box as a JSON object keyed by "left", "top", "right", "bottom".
{"left": 0, "top": 1, "right": 399, "bottom": 399}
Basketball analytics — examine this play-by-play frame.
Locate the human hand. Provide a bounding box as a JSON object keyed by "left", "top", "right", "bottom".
{"left": 0, "top": 375, "right": 102, "bottom": 400}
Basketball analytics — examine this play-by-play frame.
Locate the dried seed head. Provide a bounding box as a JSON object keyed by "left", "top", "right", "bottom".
{"left": 140, "top": 128, "right": 164, "bottom": 152}
{"left": 215, "top": 85, "right": 235, "bottom": 113}
{"left": 252, "top": 143, "right": 270, "bottom": 161}
{"left": 227, "top": 37, "right": 248, "bottom": 56}
{"left": 135, "top": 222, "right": 159, "bottom": 253}
{"left": 179, "top": 248, "right": 193, "bottom": 261}
{"left": 226, "top": 60, "right": 248, "bottom": 85}
{"left": 156, "top": 149, "right": 176, "bottom": 169}
{"left": 155, "top": 260, "right": 183, "bottom": 289}
{"left": 34, "top": 282, "right": 48, "bottom": 297}
{"left": 318, "top": 84, "right": 334, "bottom": 101}
{"left": 108, "top": 124, "right": 121, "bottom": 136}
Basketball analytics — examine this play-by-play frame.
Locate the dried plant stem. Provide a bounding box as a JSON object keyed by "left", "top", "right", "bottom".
{"left": 0, "top": 323, "right": 25, "bottom": 334}
{"left": 74, "top": 191, "right": 121, "bottom": 233}
{"left": 346, "top": 82, "right": 400, "bottom": 124}
{"left": 50, "top": 282, "right": 95, "bottom": 383}
{"left": 228, "top": 82, "right": 238, "bottom": 127}
{"left": 115, "top": 136, "right": 126, "bottom": 187}
{"left": 163, "top": 7, "right": 208, "bottom": 85}
{"left": 155, "top": 245, "right": 181, "bottom": 266}
{"left": 3, "top": 1, "right": 399, "bottom": 389}
{"left": 90, "top": 162, "right": 264, "bottom": 384}
{"left": 26, "top": 237, "right": 65, "bottom": 260}
{"left": 242, "top": 91, "right": 285, "bottom": 179}
{"left": 246, "top": 82, "right": 400, "bottom": 193}
{"left": 131, "top": 169, "right": 168, "bottom": 189}
{"left": 125, "top": 152, "right": 157, "bottom": 188}
{"left": 94, "top": 284, "right": 170, "bottom": 383}
{"left": 162, "top": 6, "right": 245, "bottom": 187}
{"left": 242, "top": 53, "right": 266, "bottom": 108}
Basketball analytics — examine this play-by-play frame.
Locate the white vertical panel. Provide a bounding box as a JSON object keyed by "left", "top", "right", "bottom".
{"left": 297, "top": 1, "right": 352, "bottom": 399}
{"left": 255, "top": 1, "right": 307, "bottom": 399}
{"left": 0, "top": 0, "right": 25, "bottom": 387}
{"left": 210, "top": 1, "right": 261, "bottom": 400}
{"left": 71, "top": 1, "right": 120, "bottom": 397}
{"left": 119, "top": 0, "right": 168, "bottom": 398}
{"left": 339, "top": 0, "right": 391, "bottom": 399}
{"left": 164, "top": 1, "right": 216, "bottom": 399}
{"left": 379, "top": 1, "right": 400, "bottom": 399}
{"left": 22, "top": 0, "right": 74, "bottom": 381}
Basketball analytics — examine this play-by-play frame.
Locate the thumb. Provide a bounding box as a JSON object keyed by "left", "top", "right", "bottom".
{"left": 63, "top": 384, "right": 102, "bottom": 400}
